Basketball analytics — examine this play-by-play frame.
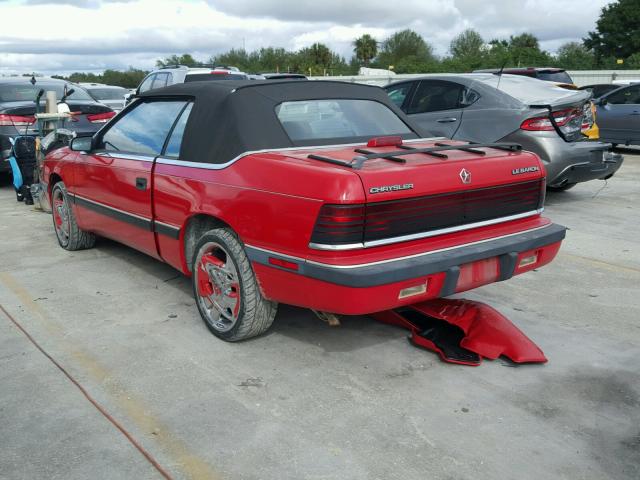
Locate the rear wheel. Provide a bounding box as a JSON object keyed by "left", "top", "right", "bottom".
{"left": 51, "top": 181, "right": 96, "bottom": 250}
{"left": 547, "top": 182, "right": 577, "bottom": 192}
{"left": 192, "top": 228, "right": 277, "bottom": 341}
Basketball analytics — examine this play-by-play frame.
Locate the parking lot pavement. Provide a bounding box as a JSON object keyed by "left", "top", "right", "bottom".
{"left": 1, "top": 152, "right": 639, "bottom": 480}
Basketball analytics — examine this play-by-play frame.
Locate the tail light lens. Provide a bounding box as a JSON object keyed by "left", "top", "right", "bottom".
{"left": 0, "top": 114, "right": 36, "bottom": 126}
{"left": 538, "top": 177, "right": 546, "bottom": 208}
{"left": 521, "top": 107, "right": 584, "bottom": 136}
{"left": 581, "top": 102, "right": 595, "bottom": 131}
{"left": 87, "top": 111, "right": 116, "bottom": 123}
{"left": 310, "top": 180, "right": 545, "bottom": 248}
{"left": 310, "top": 204, "right": 365, "bottom": 246}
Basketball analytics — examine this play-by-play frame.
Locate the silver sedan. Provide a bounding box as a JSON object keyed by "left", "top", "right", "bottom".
{"left": 385, "top": 73, "right": 623, "bottom": 191}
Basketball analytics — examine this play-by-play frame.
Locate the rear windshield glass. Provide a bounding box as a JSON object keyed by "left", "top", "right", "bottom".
{"left": 184, "top": 73, "right": 248, "bottom": 82}
{"left": 537, "top": 71, "right": 573, "bottom": 84}
{"left": 275, "top": 99, "right": 414, "bottom": 142}
{"left": 0, "top": 83, "right": 93, "bottom": 102}
{"left": 87, "top": 87, "right": 128, "bottom": 100}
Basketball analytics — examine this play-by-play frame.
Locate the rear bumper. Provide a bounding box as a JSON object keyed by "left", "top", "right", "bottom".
{"left": 548, "top": 150, "right": 623, "bottom": 187}
{"left": 247, "top": 223, "right": 566, "bottom": 314}
{"left": 499, "top": 131, "right": 623, "bottom": 186}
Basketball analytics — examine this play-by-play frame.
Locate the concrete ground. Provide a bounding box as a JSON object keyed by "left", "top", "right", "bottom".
{"left": 1, "top": 152, "right": 639, "bottom": 480}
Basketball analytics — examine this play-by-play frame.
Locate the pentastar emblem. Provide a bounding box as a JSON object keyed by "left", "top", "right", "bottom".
{"left": 459, "top": 168, "right": 471, "bottom": 184}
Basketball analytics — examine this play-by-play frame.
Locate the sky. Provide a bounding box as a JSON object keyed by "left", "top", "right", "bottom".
{"left": 0, "top": 0, "right": 612, "bottom": 75}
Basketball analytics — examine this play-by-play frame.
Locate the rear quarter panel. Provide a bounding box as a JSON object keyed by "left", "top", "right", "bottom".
{"left": 153, "top": 153, "right": 365, "bottom": 272}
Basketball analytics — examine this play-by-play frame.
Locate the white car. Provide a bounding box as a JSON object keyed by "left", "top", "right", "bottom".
{"left": 79, "top": 83, "right": 129, "bottom": 112}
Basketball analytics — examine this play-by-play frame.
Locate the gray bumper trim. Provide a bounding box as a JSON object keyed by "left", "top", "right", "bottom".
{"left": 245, "top": 223, "right": 566, "bottom": 288}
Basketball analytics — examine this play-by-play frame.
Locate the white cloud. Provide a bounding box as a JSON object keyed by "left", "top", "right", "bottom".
{"left": 0, "top": 0, "right": 611, "bottom": 75}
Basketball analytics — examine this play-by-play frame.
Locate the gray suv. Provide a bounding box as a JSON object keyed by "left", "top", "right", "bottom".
{"left": 385, "top": 74, "right": 623, "bottom": 191}
{"left": 130, "top": 66, "right": 250, "bottom": 100}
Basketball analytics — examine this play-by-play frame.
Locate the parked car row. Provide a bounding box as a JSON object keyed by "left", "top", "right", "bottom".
{"left": 0, "top": 76, "right": 116, "bottom": 175}
{"left": 126, "top": 66, "right": 308, "bottom": 103}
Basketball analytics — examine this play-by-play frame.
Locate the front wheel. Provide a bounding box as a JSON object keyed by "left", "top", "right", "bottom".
{"left": 51, "top": 181, "right": 96, "bottom": 250}
{"left": 192, "top": 228, "right": 277, "bottom": 341}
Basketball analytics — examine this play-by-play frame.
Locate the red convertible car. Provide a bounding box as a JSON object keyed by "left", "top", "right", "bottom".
{"left": 43, "top": 81, "right": 566, "bottom": 341}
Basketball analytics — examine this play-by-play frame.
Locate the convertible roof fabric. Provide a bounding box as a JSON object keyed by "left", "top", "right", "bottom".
{"left": 139, "top": 80, "right": 420, "bottom": 164}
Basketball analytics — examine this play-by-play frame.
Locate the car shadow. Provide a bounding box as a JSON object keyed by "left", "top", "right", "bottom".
{"left": 91, "top": 236, "right": 193, "bottom": 297}
{"left": 269, "top": 304, "right": 402, "bottom": 353}
{"left": 88, "top": 237, "right": 403, "bottom": 353}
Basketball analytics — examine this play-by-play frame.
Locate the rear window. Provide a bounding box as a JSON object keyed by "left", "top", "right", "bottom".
{"left": 537, "top": 71, "right": 573, "bottom": 84}
{"left": 275, "top": 99, "right": 414, "bottom": 142}
{"left": 87, "top": 87, "right": 128, "bottom": 100}
{"left": 0, "top": 83, "right": 93, "bottom": 102}
{"left": 185, "top": 73, "right": 248, "bottom": 82}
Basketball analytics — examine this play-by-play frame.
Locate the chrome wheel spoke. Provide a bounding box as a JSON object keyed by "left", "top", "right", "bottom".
{"left": 195, "top": 242, "right": 242, "bottom": 333}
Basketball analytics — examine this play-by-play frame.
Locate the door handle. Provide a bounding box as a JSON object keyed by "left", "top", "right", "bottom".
{"left": 631, "top": 111, "right": 640, "bottom": 115}
{"left": 436, "top": 117, "right": 458, "bottom": 123}
{"left": 135, "top": 177, "right": 147, "bottom": 190}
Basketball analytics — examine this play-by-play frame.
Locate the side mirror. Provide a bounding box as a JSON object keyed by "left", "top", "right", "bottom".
{"left": 597, "top": 97, "right": 608, "bottom": 106}
{"left": 124, "top": 92, "right": 137, "bottom": 106}
{"left": 70, "top": 136, "right": 93, "bottom": 152}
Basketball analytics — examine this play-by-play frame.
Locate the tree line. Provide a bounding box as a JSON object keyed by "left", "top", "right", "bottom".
{"left": 56, "top": 0, "right": 639, "bottom": 87}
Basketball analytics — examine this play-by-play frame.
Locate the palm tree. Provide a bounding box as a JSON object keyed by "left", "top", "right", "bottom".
{"left": 353, "top": 34, "right": 378, "bottom": 66}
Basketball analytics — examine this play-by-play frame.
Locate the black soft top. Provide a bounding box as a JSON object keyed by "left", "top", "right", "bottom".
{"left": 138, "top": 80, "right": 420, "bottom": 164}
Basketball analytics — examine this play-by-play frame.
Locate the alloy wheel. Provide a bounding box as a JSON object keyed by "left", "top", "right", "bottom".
{"left": 194, "top": 242, "right": 241, "bottom": 333}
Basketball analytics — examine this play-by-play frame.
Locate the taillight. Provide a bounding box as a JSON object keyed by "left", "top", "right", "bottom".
{"left": 581, "top": 102, "right": 595, "bottom": 131}
{"left": 538, "top": 177, "right": 546, "bottom": 208}
{"left": 0, "top": 114, "right": 36, "bottom": 126}
{"left": 310, "top": 180, "right": 545, "bottom": 248}
{"left": 520, "top": 107, "right": 583, "bottom": 134}
{"left": 87, "top": 111, "right": 116, "bottom": 123}
{"left": 310, "top": 204, "right": 365, "bottom": 246}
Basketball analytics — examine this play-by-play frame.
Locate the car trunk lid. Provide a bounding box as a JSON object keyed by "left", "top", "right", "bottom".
{"left": 284, "top": 138, "right": 546, "bottom": 249}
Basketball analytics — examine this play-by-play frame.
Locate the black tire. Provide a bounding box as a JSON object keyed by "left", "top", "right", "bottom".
{"left": 51, "top": 181, "right": 96, "bottom": 250}
{"left": 192, "top": 228, "right": 277, "bottom": 341}
{"left": 547, "top": 182, "right": 577, "bottom": 192}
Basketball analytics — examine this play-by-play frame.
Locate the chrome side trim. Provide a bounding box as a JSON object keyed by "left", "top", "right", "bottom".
{"left": 155, "top": 137, "right": 445, "bottom": 171}
{"left": 307, "top": 242, "right": 366, "bottom": 251}
{"left": 246, "top": 223, "right": 552, "bottom": 271}
{"left": 96, "top": 152, "right": 155, "bottom": 162}
{"left": 308, "top": 209, "right": 544, "bottom": 251}
{"left": 243, "top": 244, "right": 308, "bottom": 263}
{"left": 71, "top": 193, "right": 152, "bottom": 222}
{"left": 154, "top": 220, "right": 180, "bottom": 230}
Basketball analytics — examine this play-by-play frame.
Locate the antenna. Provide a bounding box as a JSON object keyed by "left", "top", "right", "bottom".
{"left": 496, "top": 59, "right": 507, "bottom": 91}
